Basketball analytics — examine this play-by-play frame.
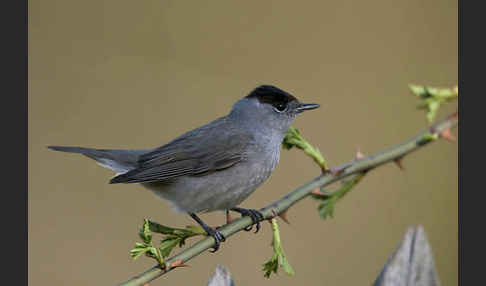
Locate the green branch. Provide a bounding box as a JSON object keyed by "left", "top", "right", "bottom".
{"left": 118, "top": 111, "right": 457, "bottom": 286}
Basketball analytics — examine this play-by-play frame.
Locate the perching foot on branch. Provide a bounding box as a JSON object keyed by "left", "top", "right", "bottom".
{"left": 230, "top": 207, "right": 265, "bottom": 233}
{"left": 189, "top": 213, "right": 226, "bottom": 252}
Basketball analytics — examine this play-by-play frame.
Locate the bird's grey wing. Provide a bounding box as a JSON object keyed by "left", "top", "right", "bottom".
{"left": 109, "top": 119, "right": 253, "bottom": 184}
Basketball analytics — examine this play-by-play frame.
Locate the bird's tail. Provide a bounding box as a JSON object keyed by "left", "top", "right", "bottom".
{"left": 48, "top": 146, "right": 148, "bottom": 174}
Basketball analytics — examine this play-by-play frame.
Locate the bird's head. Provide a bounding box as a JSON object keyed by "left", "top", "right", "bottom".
{"left": 230, "top": 85, "right": 320, "bottom": 135}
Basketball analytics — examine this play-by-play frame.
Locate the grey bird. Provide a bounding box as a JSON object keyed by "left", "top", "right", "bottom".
{"left": 48, "top": 85, "right": 319, "bottom": 252}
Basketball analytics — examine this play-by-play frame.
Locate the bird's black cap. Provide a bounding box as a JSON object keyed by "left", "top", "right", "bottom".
{"left": 246, "top": 85, "right": 298, "bottom": 105}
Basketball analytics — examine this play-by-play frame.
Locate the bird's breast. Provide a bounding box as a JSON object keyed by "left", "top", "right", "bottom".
{"left": 244, "top": 141, "right": 281, "bottom": 184}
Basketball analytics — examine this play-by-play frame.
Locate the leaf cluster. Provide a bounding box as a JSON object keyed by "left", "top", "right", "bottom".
{"left": 409, "top": 84, "right": 458, "bottom": 122}
{"left": 130, "top": 219, "right": 205, "bottom": 266}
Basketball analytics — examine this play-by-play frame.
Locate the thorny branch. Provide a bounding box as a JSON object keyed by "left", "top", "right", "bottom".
{"left": 119, "top": 110, "right": 458, "bottom": 286}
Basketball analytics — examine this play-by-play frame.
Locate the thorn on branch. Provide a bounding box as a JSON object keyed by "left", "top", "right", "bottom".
{"left": 226, "top": 210, "right": 234, "bottom": 224}
{"left": 330, "top": 167, "right": 346, "bottom": 177}
{"left": 311, "top": 188, "right": 330, "bottom": 200}
{"left": 170, "top": 260, "right": 189, "bottom": 269}
{"left": 439, "top": 128, "right": 456, "bottom": 142}
{"left": 449, "top": 111, "right": 458, "bottom": 121}
{"left": 394, "top": 157, "right": 405, "bottom": 171}
{"left": 355, "top": 146, "right": 365, "bottom": 160}
{"left": 311, "top": 188, "right": 326, "bottom": 197}
{"left": 278, "top": 210, "right": 290, "bottom": 224}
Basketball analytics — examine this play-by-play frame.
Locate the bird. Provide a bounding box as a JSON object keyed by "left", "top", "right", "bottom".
{"left": 48, "top": 85, "right": 319, "bottom": 252}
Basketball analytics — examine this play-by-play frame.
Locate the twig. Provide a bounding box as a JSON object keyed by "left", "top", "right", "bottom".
{"left": 118, "top": 111, "right": 457, "bottom": 286}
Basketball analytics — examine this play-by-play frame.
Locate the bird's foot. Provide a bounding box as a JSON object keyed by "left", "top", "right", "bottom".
{"left": 189, "top": 212, "right": 226, "bottom": 252}
{"left": 205, "top": 227, "right": 226, "bottom": 253}
{"left": 230, "top": 207, "right": 264, "bottom": 233}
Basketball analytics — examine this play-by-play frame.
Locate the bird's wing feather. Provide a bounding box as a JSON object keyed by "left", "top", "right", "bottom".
{"left": 109, "top": 118, "right": 253, "bottom": 184}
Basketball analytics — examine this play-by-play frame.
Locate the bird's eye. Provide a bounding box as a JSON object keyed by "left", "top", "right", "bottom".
{"left": 273, "top": 102, "right": 287, "bottom": 113}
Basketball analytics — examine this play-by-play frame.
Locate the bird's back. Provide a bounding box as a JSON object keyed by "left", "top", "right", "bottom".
{"left": 109, "top": 116, "right": 255, "bottom": 184}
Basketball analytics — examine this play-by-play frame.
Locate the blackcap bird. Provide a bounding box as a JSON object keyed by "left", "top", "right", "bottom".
{"left": 48, "top": 85, "right": 319, "bottom": 251}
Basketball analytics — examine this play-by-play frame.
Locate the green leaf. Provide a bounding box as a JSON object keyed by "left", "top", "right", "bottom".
{"left": 279, "top": 253, "right": 295, "bottom": 276}
{"left": 263, "top": 257, "right": 279, "bottom": 278}
{"left": 134, "top": 242, "right": 146, "bottom": 248}
{"left": 146, "top": 247, "right": 164, "bottom": 265}
{"left": 409, "top": 84, "right": 428, "bottom": 98}
{"left": 262, "top": 218, "right": 294, "bottom": 278}
{"left": 184, "top": 225, "right": 206, "bottom": 235}
{"left": 436, "top": 88, "right": 456, "bottom": 98}
{"left": 159, "top": 237, "right": 181, "bottom": 258}
{"left": 139, "top": 219, "right": 152, "bottom": 244}
{"left": 318, "top": 198, "right": 336, "bottom": 219}
{"left": 315, "top": 173, "right": 367, "bottom": 220}
{"left": 148, "top": 220, "right": 184, "bottom": 235}
{"left": 263, "top": 257, "right": 278, "bottom": 276}
{"left": 130, "top": 244, "right": 150, "bottom": 260}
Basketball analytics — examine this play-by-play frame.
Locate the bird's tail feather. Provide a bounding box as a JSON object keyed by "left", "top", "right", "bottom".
{"left": 47, "top": 146, "right": 147, "bottom": 174}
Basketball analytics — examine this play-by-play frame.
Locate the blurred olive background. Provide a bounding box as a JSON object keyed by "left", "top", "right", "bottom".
{"left": 29, "top": 1, "right": 457, "bottom": 285}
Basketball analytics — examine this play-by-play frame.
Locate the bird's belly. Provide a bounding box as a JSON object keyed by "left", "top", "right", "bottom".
{"left": 142, "top": 152, "right": 279, "bottom": 213}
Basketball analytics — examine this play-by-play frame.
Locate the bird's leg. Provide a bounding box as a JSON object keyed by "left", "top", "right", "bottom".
{"left": 230, "top": 207, "right": 264, "bottom": 233}
{"left": 214, "top": 210, "right": 234, "bottom": 232}
{"left": 189, "top": 213, "right": 226, "bottom": 253}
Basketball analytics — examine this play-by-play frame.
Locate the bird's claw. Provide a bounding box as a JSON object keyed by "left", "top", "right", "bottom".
{"left": 231, "top": 208, "right": 264, "bottom": 233}
{"left": 206, "top": 228, "right": 226, "bottom": 253}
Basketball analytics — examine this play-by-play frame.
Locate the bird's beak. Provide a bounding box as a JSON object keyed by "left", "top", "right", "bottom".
{"left": 295, "top": 103, "right": 320, "bottom": 113}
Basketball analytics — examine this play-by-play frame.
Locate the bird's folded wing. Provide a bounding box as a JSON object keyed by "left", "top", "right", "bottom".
{"left": 109, "top": 121, "right": 253, "bottom": 184}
